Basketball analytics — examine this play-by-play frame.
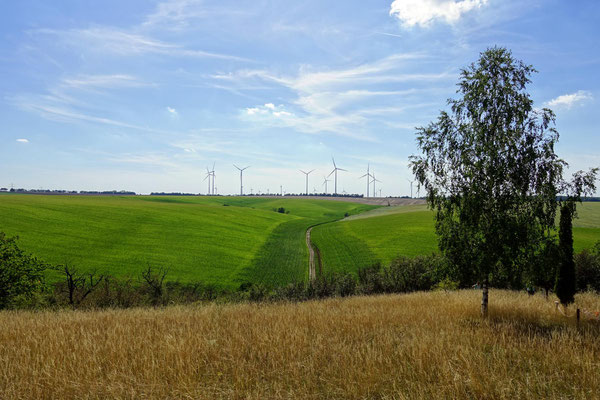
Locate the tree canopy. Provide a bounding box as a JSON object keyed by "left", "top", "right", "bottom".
{"left": 410, "top": 47, "right": 565, "bottom": 316}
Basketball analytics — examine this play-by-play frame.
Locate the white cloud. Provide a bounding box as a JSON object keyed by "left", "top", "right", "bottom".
{"left": 217, "top": 53, "right": 451, "bottom": 140}
{"left": 389, "top": 0, "right": 488, "bottom": 28}
{"left": 167, "top": 106, "right": 178, "bottom": 116}
{"left": 37, "top": 27, "right": 251, "bottom": 62}
{"left": 545, "top": 90, "right": 593, "bottom": 109}
{"left": 61, "top": 74, "right": 150, "bottom": 89}
{"left": 16, "top": 138, "right": 29, "bottom": 143}
{"left": 142, "top": 0, "right": 253, "bottom": 30}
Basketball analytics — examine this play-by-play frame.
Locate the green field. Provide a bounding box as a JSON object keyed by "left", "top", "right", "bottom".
{"left": 312, "top": 202, "right": 600, "bottom": 275}
{"left": 0, "top": 195, "right": 375, "bottom": 288}
{"left": 2, "top": 194, "right": 598, "bottom": 287}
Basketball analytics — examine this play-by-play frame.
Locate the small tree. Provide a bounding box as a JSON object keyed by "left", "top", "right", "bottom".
{"left": 141, "top": 266, "right": 168, "bottom": 306}
{"left": 61, "top": 264, "right": 104, "bottom": 308}
{"left": 555, "top": 202, "right": 576, "bottom": 305}
{"left": 411, "top": 47, "right": 565, "bottom": 317}
{"left": 554, "top": 169, "right": 598, "bottom": 305}
{"left": 0, "top": 232, "right": 47, "bottom": 308}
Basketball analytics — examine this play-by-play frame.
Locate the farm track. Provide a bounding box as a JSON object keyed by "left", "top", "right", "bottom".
{"left": 306, "top": 227, "right": 316, "bottom": 281}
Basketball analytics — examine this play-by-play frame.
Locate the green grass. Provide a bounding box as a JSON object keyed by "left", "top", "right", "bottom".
{"left": 312, "top": 203, "right": 600, "bottom": 275}
{"left": 0, "top": 194, "right": 376, "bottom": 288}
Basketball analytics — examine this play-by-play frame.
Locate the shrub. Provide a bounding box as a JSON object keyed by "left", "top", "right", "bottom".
{"left": 0, "top": 232, "right": 47, "bottom": 309}
{"left": 575, "top": 243, "right": 600, "bottom": 292}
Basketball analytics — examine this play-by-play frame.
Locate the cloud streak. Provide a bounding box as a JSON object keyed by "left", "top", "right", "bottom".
{"left": 215, "top": 53, "right": 451, "bottom": 140}
{"left": 36, "top": 27, "right": 252, "bottom": 62}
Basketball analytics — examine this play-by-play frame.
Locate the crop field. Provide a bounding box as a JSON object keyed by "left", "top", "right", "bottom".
{"left": 312, "top": 202, "right": 600, "bottom": 275}
{"left": 2, "top": 290, "right": 599, "bottom": 399}
{"left": 0, "top": 194, "right": 375, "bottom": 288}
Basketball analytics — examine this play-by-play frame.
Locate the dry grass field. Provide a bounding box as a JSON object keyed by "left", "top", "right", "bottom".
{"left": 1, "top": 290, "right": 600, "bottom": 399}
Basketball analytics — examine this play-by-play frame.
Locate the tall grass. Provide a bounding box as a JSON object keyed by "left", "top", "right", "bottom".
{"left": 1, "top": 290, "right": 599, "bottom": 399}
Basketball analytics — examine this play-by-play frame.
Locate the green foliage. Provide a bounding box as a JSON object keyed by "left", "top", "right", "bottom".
{"left": 555, "top": 202, "right": 576, "bottom": 305}
{"left": 410, "top": 47, "right": 564, "bottom": 289}
{"left": 575, "top": 243, "right": 600, "bottom": 292}
{"left": 0, "top": 232, "right": 47, "bottom": 309}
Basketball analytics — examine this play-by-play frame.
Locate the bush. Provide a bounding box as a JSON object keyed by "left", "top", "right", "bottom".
{"left": 575, "top": 243, "right": 600, "bottom": 292}
{"left": 0, "top": 232, "right": 47, "bottom": 309}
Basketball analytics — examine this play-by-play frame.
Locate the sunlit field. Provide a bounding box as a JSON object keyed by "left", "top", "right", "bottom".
{"left": 0, "top": 194, "right": 375, "bottom": 287}
{"left": 313, "top": 202, "right": 600, "bottom": 275}
{"left": 1, "top": 290, "right": 599, "bottom": 399}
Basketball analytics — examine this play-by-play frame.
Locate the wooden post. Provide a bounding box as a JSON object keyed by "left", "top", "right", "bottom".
{"left": 576, "top": 308, "right": 580, "bottom": 328}
{"left": 481, "top": 280, "right": 489, "bottom": 318}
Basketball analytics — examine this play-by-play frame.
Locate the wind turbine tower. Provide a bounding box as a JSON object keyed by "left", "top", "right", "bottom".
{"left": 233, "top": 164, "right": 250, "bottom": 196}
{"left": 210, "top": 162, "right": 215, "bottom": 195}
{"left": 300, "top": 169, "right": 315, "bottom": 196}
{"left": 359, "top": 164, "right": 372, "bottom": 197}
{"left": 407, "top": 179, "right": 414, "bottom": 198}
{"left": 204, "top": 167, "right": 212, "bottom": 195}
{"left": 327, "top": 157, "right": 347, "bottom": 195}
{"left": 371, "top": 171, "right": 381, "bottom": 197}
{"left": 322, "top": 176, "right": 331, "bottom": 194}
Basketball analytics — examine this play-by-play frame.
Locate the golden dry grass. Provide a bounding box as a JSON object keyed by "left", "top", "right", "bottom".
{"left": 1, "top": 290, "right": 600, "bottom": 399}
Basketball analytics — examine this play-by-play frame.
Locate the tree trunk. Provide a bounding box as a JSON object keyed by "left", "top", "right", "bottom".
{"left": 481, "top": 280, "right": 488, "bottom": 318}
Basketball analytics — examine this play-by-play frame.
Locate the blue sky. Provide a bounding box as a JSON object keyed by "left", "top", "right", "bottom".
{"left": 1, "top": 0, "right": 598, "bottom": 196}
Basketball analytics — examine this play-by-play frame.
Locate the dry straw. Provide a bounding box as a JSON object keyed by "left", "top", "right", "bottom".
{"left": 1, "top": 290, "right": 599, "bottom": 399}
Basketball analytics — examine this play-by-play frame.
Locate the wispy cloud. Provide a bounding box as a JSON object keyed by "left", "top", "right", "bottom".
{"left": 214, "top": 53, "right": 451, "bottom": 140}
{"left": 16, "top": 138, "right": 29, "bottom": 143}
{"left": 390, "top": 0, "right": 488, "bottom": 28}
{"left": 36, "top": 27, "right": 252, "bottom": 62}
{"left": 142, "top": 0, "right": 254, "bottom": 30}
{"left": 61, "top": 74, "right": 151, "bottom": 89}
{"left": 545, "top": 90, "right": 593, "bottom": 109}
{"left": 167, "top": 106, "right": 178, "bottom": 116}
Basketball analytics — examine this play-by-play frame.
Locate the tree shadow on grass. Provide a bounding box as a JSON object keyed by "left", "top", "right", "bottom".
{"left": 460, "top": 311, "right": 600, "bottom": 343}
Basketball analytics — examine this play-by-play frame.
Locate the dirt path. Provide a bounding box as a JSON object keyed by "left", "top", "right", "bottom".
{"left": 306, "top": 227, "right": 316, "bottom": 281}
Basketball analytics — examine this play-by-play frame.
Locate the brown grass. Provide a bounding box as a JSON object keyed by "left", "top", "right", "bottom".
{"left": 1, "top": 290, "right": 600, "bottom": 399}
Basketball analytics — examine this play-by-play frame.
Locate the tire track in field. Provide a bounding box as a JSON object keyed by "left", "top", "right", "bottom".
{"left": 306, "top": 227, "right": 316, "bottom": 281}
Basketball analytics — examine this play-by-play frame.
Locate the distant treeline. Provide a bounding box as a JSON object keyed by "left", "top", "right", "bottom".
{"left": 0, "top": 188, "right": 136, "bottom": 195}
{"left": 150, "top": 192, "right": 203, "bottom": 196}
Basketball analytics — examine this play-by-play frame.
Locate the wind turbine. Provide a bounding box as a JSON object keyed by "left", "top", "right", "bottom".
{"left": 322, "top": 176, "right": 331, "bottom": 194}
{"left": 327, "top": 157, "right": 347, "bottom": 195}
{"left": 210, "top": 162, "right": 215, "bottom": 195}
{"left": 371, "top": 171, "right": 381, "bottom": 197}
{"left": 300, "top": 169, "right": 315, "bottom": 196}
{"left": 233, "top": 164, "right": 250, "bottom": 196}
{"left": 407, "top": 179, "right": 414, "bottom": 198}
{"left": 203, "top": 167, "right": 212, "bottom": 195}
{"left": 359, "top": 164, "right": 372, "bottom": 197}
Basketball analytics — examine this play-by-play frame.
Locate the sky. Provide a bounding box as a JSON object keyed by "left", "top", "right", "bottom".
{"left": 1, "top": 0, "right": 599, "bottom": 196}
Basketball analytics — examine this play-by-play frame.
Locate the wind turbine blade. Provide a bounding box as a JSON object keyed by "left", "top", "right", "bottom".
{"left": 332, "top": 157, "right": 337, "bottom": 168}
{"left": 212, "top": 162, "right": 215, "bottom": 170}
{"left": 338, "top": 168, "right": 348, "bottom": 172}
{"left": 308, "top": 169, "right": 315, "bottom": 174}
{"left": 359, "top": 174, "right": 369, "bottom": 179}
{"left": 300, "top": 169, "right": 306, "bottom": 174}
{"left": 233, "top": 164, "right": 240, "bottom": 170}
{"left": 327, "top": 169, "right": 335, "bottom": 178}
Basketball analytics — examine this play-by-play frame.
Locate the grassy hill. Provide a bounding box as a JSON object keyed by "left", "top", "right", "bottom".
{"left": 2, "top": 290, "right": 599, "bottom": 399}
{"left": 312, "top": 202, "right": 600, "bottom": 275}
{"left": 0, "top": 194, "right": 375, "bottom": 287}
